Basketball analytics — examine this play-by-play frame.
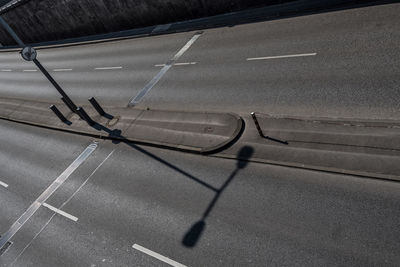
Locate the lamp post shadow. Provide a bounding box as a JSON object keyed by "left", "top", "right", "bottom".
{"left": 93, "top": 122, "right": 220, "bottom": 192}
{"left": 77, "top": 120, "right": 254, "bottom": 249}
{"left": 182, "top": 146, "right": 254, "bottom": 248}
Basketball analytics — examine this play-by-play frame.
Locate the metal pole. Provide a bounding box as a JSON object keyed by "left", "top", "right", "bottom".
{"left": 76, "top": 107, "right": 95, "bottom": 126}
{"left": 251, "top": 112, "right": 264, "bottom": 137}
{"left": 49, "top": 105, "right": 67, "bottom": 122}
{"left": 32, "top": 58, "right": 77, "bottom": 112}
{"left": 0, "top": 15, "right": 78, "bottom": 113}
{"left": 89, "top": 97, "right": 105, "bottom": 116}
{"left": 251, "top": 112, "right": 289, "bottom": 145}
{"left": 61, "top": 97, "right": 78, "bottom": 114}
{"left": 0, "top": 16, "right": 25, "bottom": 47}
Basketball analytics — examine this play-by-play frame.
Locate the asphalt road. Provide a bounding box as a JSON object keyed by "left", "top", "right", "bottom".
{"left": 1, "top": 2, "right": 400, "bottom": 267}
{"left": 0, "top": 120, "right": 399, "bottom": 266}
{"left": 0, "top": 2, "right": 399, "bottom": 119}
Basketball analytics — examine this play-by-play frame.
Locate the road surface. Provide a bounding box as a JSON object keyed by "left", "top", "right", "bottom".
{"left": 0, "top": 119, "right": 399, "bottom": 266}
{"left": 0, "top": 2, "right": 399, "bottom": 119}
{"left": 0, "top": 2, "right": 400, "bottom": 266}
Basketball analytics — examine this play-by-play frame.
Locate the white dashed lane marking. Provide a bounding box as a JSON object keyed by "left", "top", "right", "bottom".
{"left": 95, "top": 66, "right": 123, "bottom": 70}
{"left": 247, "top": 52, "right": 317, "bottom": 61}
{"left": 132, "top": 244, "right": 186, "bottom": 267}
{"left": 0, "top": 180, "right": 8, "bottom": 188}
{"left": 154, "top": 62, "right": 197, "bottom": 67}
{"left": 42, "top": 203, "right": 78, "bottom": 222}
{"left": 0, "top": 51, "right": 317, "bottom": 73}
{"left": 53, "top": 68, "right": 72, "bottom": 72}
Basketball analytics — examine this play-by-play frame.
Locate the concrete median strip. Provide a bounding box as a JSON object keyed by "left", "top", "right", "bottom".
{"left": 0, "top": 97, "right": 243, "bottom": 154}
{"left": 217, "top": 113, "right": 400, "bottom": 181}
{"left": 1, "top": 97, "right": 397, "bottom": 180}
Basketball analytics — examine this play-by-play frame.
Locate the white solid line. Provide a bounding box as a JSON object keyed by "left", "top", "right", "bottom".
{"left": 129, "top": 32, "right": 202, "bottom": 106}
{"left": 53, "top": 68, "right": 72, "bottom": 72}
{"left": 0, "top": 69, "right": 12, "bottom": 72}
{"left": 247, "top": 53, "right": 317, "bottom": 61}
{"left": 22, "top": 69, "right": 37, "bottom": 72}
{"left": 42, "top": 203, "right": 78, "bottom": 222}
{"left": 0, "top": 142, "right": 97, "bottom": 251}
{"left": 95, "top": 66, "right": 123, "bottom": 70}
{"left": 0, "top": 180, "right": 9, "bottom": 188}
{"left": 9, "top": 149, "right": 114, "bottom": 266}
{"left": 174, "top": 62, "right": 197, "bottom": 66}
{"left": 132, "top": 244, "right": 186, "bottom": 267}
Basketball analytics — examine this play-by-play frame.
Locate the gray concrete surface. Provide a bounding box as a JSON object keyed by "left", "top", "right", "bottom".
{"left": 2, "top": 96, "right": 399, "bottom": 180}
{"left": 0, "top": 3, "right": 400, "bottom": 266}
{"left": 0, "top": 3, "right": 399, "bottom": 120}
{"left": 0, "top": 119, "right": 400, "bottom": 266}
{"left": 0, "top": 97, "right": 243, "bottom": 153}
{"left": 218, "top": 113, "right": 400, "bottom": 180}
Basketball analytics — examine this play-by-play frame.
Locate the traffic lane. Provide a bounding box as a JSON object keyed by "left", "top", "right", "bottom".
{"left": 0, "top": 68, "right": 155, "bottom": 106}
{"left": 0, "top": 32, "right": 194, "bottom": 105}
{"left": 0, "top": 206, "right": 64, "bottom": 266}
{"left": 4, "top": 142, "right": 183, "bottom": 267}
{"left": 0, "top": 119, "right": 94, "bottom": 234}
{"left": 0, "top": 141, "right": 120, "bottom": 267}
{"left": 174, "top": 2, "right": 399, "bottom": 66}
{"left": 10, "top": 140, "right": 400, "bottom": 266}
{"left": 138, "top": 3, "right": 400, "bottom": 119}
{"left": 1, "top": 4, "right": 398, "bottom": 113}
{"left": 0, "top": 31, "right": 193, "bottom": 67}
{"left": 5, "top": 215, "right": 165, "bottom": 267}
{"left": 138, "top": 52, "right": 400, "bottom": 119}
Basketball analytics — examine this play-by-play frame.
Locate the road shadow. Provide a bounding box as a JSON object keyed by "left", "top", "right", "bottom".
{"left": 182, "top": 146, "right": 254, "bottom": 247}
{"left": 91, "top": 119, "right": 254, "bottom": 248}
{"left": 93, "top": 122, "right": 219, "bottom": 192}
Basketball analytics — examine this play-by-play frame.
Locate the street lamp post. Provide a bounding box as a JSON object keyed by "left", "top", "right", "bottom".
{"left": 0, "top": 16, "right": 78, "bottom": 113}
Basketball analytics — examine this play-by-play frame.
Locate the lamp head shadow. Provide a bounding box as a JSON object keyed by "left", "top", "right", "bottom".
{"left": 182, "top": 146, "right": 254, "bottom": 248}
{"left": 182, "top": 220, "right": 206, "bottom": 248}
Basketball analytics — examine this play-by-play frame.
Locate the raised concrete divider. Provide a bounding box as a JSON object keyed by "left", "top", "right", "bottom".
{"left": 217, "top": 113, "right": 400, "bottom": 181}
{"left": 0, "top": 97, "right": 243, "bottom": 153}
{"left": 2, "top": 97, "right": 399, "bottom": 180}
